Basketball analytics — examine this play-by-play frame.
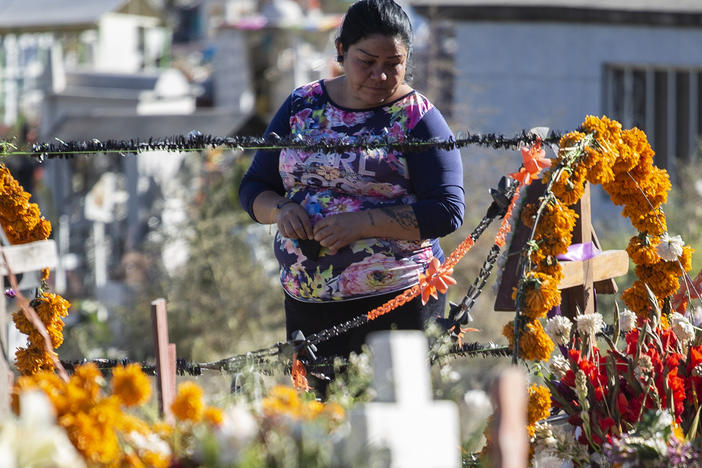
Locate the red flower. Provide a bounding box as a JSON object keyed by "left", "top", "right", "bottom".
{"left": 598, "top": 416, "right": 616, "bottom": 433}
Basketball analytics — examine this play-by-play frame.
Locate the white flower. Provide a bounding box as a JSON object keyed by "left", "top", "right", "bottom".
{"left": 463, "top": 390, "right": 493, "bottom": 421}
{"left": 656, "top": 233, "right": 684, "bottom": 262}
{"left": 671, "top": 312, "right": 696, "bottom": 343}
{"left": 575, "top": 313, "right": 604, "bottom": 337}
{"left": 127, "top": 431, "right": 171, "bottom": 457}
{"left": 545, "top": 316, "right": 573, "bottom": 346}
{"left": 618, "top": 308, "right": 637, "bottom": 332}
{"left": 0, "top": 391, "right": 86, "bottom": 468}
{"left": 440, "top": 364, "right": 460, "bottom": 382}
{"left": 213, "top": 404, "right": 258, "bottom": 465}
{"left": 548, "top": 355, "right": 570, "bottom": 379}
{"left": 657, "top": 410, "right": 673, "bottom": 428}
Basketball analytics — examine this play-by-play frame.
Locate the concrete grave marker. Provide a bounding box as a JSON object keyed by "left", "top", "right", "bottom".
{"left": 347, "top": 330, "right": 460, "bottom": 468}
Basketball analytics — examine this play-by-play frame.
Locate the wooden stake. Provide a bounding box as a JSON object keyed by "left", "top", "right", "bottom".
{"left": 490, "top": 367, "right": 528, "bottom": 468}
{"left": 151, "top": 298, "right": 175, "bottom": 423}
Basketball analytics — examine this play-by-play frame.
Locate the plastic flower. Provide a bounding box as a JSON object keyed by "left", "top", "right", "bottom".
{"left": 545, "top": 315, "right": 572, "bottom": 346}
{"left": 418, "top": 257, "right": 457, "bottom": 305}
{"left": 171, "top": 381, "right": 205, "bottom": 422}
{"left": 509, "top": 142, "right": 551, "bottom": 185}
{"left": 618, "top": 308, "right": 637, "bottom": 333}
{"left": 111, "top": 363, "right": 152, "bottom": 407}
{"left": 657, "top": 233, "right": 684, "bottom": 262}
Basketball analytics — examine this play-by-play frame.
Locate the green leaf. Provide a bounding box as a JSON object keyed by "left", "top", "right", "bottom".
{"left": 686, "top": 406, "right": 702, "bottom": 441}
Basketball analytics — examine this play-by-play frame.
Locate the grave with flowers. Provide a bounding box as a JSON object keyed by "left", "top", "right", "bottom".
{"left": 2, "top": 114, "right": 702, "bottom": 467}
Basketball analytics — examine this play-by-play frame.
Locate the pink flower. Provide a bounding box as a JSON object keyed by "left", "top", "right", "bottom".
{"left": 339, "top": 254, "right": 413, "bottom": 296}
{"left": 327, "top": 197, "right": 362, "bottom": 214}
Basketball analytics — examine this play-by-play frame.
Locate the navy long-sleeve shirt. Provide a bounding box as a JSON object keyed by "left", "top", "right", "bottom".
{"left": 239, "top": 80, "right": 465, "bottom": 302}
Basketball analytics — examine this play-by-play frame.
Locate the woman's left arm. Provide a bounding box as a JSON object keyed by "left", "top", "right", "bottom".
{"left": 313, "top": 107, "right": 465, "bottom": 253}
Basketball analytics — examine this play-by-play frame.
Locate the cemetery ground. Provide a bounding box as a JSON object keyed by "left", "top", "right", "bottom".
{"left": 3, "top": 120, "right": 702, "bottom": 467}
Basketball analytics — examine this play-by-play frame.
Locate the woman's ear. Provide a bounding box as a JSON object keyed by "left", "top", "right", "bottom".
{"left": 335, "top": 40, "right": 345, "bottom": 63}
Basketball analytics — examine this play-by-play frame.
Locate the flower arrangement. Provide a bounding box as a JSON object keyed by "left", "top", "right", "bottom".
{"left": 12, "top": 362, "right": 170, "bottom": 467}
{"left": 504, "top": 115, "right": 693, "bottom": 365}
{"left": 497, "top": 116, "right": 702, "bottom": 465}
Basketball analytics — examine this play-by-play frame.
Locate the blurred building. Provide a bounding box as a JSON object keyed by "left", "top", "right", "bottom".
{"left": 410, "top": 0, "right": 702, "bottom": 183}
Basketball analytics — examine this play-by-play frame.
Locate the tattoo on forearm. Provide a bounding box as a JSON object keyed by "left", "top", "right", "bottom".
{"left": 379, "top": 206, "right": 419, "bottom": 230}
{"left": 367, "top": 211, "right": 375, "bottom": 226}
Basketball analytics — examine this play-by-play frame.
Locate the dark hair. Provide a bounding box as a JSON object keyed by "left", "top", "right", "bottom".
{"left": 336, "top": 0, "right": 413, "bottom": 57}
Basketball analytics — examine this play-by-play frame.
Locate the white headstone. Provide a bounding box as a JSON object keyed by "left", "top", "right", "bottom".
{"left": 346, "top": 331, "right": 460, "bottom": 468}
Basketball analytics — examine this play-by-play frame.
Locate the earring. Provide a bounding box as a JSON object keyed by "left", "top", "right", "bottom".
{"left": 336, "top": 55, "right": 344, "bottom": 63}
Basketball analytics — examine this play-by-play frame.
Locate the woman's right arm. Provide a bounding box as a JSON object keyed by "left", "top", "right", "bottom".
{"left": 238, "top": 96, "right": 313, "bottom": 239}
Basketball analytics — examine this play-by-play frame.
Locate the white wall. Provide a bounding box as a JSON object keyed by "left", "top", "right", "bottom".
{"left": 453, "top": 21, "right": 702, "bottom": 135}
{"left": 451, "top": 21, "right": 702, "bottom": 223}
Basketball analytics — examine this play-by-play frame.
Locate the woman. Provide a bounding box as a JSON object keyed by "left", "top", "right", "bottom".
{"left": 239, "top": 0, "right": 464, "bottom": 359}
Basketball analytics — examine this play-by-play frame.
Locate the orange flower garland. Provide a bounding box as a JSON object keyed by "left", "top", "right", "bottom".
{"left": 0, "top": 164, "right": 74, "bottom": 376}
{"left": 506, "top": 115, "right": 694, "bottom": 368}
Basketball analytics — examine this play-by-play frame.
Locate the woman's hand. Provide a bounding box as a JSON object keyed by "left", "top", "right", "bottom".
{"left": 313, "top": 212, "right": 366, "bottom": 254}
{"left": 277, "top": 202, "right": 313, "bottom": 240}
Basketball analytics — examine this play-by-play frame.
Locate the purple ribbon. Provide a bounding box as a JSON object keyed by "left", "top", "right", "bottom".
{"left": 556, "top": 241, "right": 601, "bottom": 262}
{"left": 547, "top": 242, "right": 601, "bottom": 319}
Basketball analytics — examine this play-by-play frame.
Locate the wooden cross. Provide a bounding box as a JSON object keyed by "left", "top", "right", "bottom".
{"left": 0, "top": 239, "right": 58, "bottom": 417}
{"left": 494, "top": 180, "right": 629, "bottom": 317}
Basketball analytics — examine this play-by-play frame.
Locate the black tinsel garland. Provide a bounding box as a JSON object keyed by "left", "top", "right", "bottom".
{"left": 0, "top": 129, "right": 563, "bottom": 159}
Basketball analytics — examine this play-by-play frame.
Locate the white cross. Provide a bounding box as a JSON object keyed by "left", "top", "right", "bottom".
{"left": 346, "top": 330, "right": 460, "bottom": 468}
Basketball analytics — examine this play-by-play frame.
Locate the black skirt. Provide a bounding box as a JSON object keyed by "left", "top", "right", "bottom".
{"left": 284, "top": 289, "right": 446, "bottom": 359}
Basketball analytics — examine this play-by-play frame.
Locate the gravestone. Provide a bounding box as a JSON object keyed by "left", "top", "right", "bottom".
{"left": 346, "top": 330, "right": 460, "bottom": 468}
{"left": 0, "top": 239, "right": 58, "bottom": 417}
{"left": 494, "top": 180, "right": 629, "bottom": 317}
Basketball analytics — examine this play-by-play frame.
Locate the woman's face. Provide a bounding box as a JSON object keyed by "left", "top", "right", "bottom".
{"left": 337, "top": 34, "right": 408, "bottom": 108}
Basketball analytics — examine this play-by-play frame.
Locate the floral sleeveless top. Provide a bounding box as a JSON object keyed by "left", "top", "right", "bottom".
{"left": 276, "top": 80, "right": 435, "bottom": 302}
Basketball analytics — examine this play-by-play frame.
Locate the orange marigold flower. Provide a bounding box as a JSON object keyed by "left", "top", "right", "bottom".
{"left": 41, "top": 267, "right": 50, "bottom": 281}
{"left": 14, "top": 346, "right": 56, "bottom": 375}
{"left": 550, "top": 170, "right": 586, "bottom": 206}
{"left": 203, "top": 406, "right": 224, "bottom": 426}
{"left": 679, "top": 245, "right": 694, "bottom": 272}
{"left": 586, "top": 157, "right": 616, "bottom": 185}
{"left": 557, "top": 131, "right": 586, "bottom": 158}
{"left": 527, "top": 383, "right": 551, "bottom": 436}
{"left": 535, "top": 200, "right": 578, "bottom": 238}
{"left": 262, "top": 384, "right": 302, "bottom": 419}
{"left": 520, "top": 203, "right": 538, "bottom": 229}
{"left": 112, "top": 363, "right": 152, "bottom": 407}
{"left": 623, "top": 206, "right": 667, "bottom": 236}
{"left": 626, "top": 234, "right": 660, "bottom": 266}
{"left": 622, "top": 280, "right": 661, "bottom": 319}
{"left": 535, "top": 231, "right": 572, "bottom": 257}
{"left": 171, "top": 381, "right": 205, "bottom": 422}
{"left": 142, "top": 452, "right": 171, "bottom": 468}
{"left": 612, "top": 128, "right": 645, "bottom": 174}
{"left": 635, "top": 264, "right": 680, "bottom": 298}
{"left": 519, "top": 272, "right": 561, "bottom": 320}
{"left": 503, "top": 319, "right": 554, "bottom": 362}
